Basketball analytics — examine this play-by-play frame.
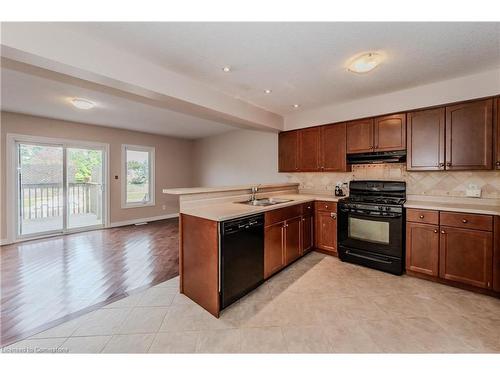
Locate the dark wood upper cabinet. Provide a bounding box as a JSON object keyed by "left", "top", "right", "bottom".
{"left": 495, "top": 97, "right": 500, "bottom": 169}
{"left": 320, "top": 123, "right": 347, "bottom": 171}
{"left": 346, "top": 119, "right": 374, "bottom": 153}
{"left": 407, "top": 108, "right": 446, "bottom": 171}
{"left": 278, "top": 131, "right": 298, "bottom": 172}
{"left": 298, "top": 127, "right": 321, "bottom": 171}
{"left": 445, "top": 99, "right": 493, "bottom": 170}
{"left": 374, "top": 113, "right": 406, "bottom": 151}
{"left": 439, "top": 226, "right": 493, "bottom": 289}
{"left": 279, "top": 97, "right": 496, "bottom": 172}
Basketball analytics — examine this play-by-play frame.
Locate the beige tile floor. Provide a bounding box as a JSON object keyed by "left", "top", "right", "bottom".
{"left": 3, "top": 252, "right": 500, "bottom": 353}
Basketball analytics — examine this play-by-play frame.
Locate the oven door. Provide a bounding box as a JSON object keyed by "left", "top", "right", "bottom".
{"left": 338, "top": 208, "right": 403, "bottom": 258}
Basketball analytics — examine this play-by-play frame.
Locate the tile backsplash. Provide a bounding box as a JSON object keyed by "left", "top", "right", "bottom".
{"left": 286, "top": 164, "right": 500, "bottom": 199}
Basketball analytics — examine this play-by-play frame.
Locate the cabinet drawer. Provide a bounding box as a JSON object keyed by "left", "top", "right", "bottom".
{"left": 301, "top": 201, "right": 314, "bottom": 216}
{"left": 406, "top": 208, "right": 439, "bottom": 225}
{"left": 265, "top": 204, "right": 302, "bottom": 226}
{"left": 440, "top": 211, "right": 493, "bottom": 232}
{"left": 315, "top": 201, "right": 337, "bottom": 212}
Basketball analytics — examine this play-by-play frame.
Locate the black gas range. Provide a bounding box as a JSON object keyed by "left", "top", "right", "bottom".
{"left": 338, "top": 180, "right": 406, "bottom": 275}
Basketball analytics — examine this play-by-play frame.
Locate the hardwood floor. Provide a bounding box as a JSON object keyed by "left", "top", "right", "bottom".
{"left": 0, "top": 219, "right": 179, "bottom": 347}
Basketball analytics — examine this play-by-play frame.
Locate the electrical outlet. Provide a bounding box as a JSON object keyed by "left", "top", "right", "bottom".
{"left": 465, "top": 184, "right": 481, "bottom": 198}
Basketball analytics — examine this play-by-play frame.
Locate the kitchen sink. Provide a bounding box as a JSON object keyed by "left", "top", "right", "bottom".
{"left": 238, "top": 198, "right": 293, "bottom": 206}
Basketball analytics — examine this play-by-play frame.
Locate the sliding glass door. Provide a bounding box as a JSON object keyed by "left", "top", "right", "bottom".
{"left": 67, "top": 147, "right": 104, "bottom": 229}
{"left": 18, "top": 143, "right": 64, "bottom": 236}
{"left": 17, "top": 141, "right": 106, "bottom": 239}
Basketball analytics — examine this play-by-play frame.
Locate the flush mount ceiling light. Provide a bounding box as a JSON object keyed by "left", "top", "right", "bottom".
{"left": 292, "top": 104, "right": 300, "bottom": 109}
{"left": 71, "top": 98, "right": 95, "bottom": 110}
{"left": 347, "top": 52, "right": 383, "bottom": 74}
{"left": 222, "top": 66, "right": 231, "bottom": 73}
{"left": 264, "top": 89, "right": 272, "bottom": 94}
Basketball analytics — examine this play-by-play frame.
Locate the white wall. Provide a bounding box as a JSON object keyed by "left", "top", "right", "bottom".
{"left": 192, "top": 129, "right": 287, "bottom": 187}
{"left": 285, "top": 67, "right": 500, "bottom": 129}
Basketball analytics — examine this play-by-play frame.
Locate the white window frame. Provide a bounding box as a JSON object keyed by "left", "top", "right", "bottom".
{"left": 121, "top": 144, "right": 155, "bottom": 209}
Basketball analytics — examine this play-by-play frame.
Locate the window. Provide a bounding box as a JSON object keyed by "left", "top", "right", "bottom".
{"left": 122, "top": 145, "right": 155, "bottom": 208}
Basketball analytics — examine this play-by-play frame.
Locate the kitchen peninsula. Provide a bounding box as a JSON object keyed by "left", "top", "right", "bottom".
{"left": 164, "top": 183, "right": 344, "bottom": 317}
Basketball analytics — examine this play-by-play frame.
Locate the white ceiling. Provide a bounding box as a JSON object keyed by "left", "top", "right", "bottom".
{"left": 0, "top": 67, "right": 237, "bottom": 139}
{"left": 61, "top": 22, "right": 500, "bottom": 115}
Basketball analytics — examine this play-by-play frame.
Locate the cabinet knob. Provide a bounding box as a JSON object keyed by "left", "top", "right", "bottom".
{"left": 433, "top": 229, "right": 438, "bottom": 233}
{"left": 438, "top": 162, "right": 444, "bottom": 167}
{"left": 462, "top": 219, "right": 468, "bottom": 223}
{"left": 419, "top": 215, "right": 425, "bottom": 219}
{"left": 441, "top": 230, "right": 446, "bottom": 234}
{"left": 446, "top": 162, "right": 452, "bottom": 167}
{"left": 496, "top": 161, "right": 500, "bottom": 166}
{"left": 330, "top": 213, "right": 337, "bottom": 219}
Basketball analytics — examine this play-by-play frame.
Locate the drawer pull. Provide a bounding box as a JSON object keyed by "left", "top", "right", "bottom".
{"left": 462, "top": 219, "right": 468, "bottom": 223}
{"left": 419, "top": 215, "right": 424, "bottom": 219}
{"left": 441, "top": 230, "right": 446, "bottom": 234}
{"left": 433, "top": 229, "right": 438, "bottom": 233}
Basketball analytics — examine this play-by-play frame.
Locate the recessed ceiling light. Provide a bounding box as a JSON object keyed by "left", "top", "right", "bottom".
{"left": 347, "top": 52, "right": 383, "bottom": 74}
{"left": 264, "top": 89, "right": 272, "bottom": 94}
{"left": 292, "top": 104, "right": 300, "bottom": 109}
{"left": 71, "top": 98, "right": 95, "bottom": 110}
{"left": 222, "top": 66, "right": 231, "bottom": 73}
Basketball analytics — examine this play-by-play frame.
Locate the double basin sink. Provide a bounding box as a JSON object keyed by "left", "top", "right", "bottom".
{"left": 238, "top": 197, "right": 293, "bottom": 207}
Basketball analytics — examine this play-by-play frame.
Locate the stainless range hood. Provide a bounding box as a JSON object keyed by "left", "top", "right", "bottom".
{"left": 347, "top": 150, "right": 406, "bottom": 165}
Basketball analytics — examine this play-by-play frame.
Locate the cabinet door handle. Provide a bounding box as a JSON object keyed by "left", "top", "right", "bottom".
{"left": 433, "top": 229, "right": 438, "bottom": 233}
{"left": 496, "top": 161, "right": 500, "bottom": 166}
{"left": 330, "top": 213, "right": 337, "bottom": 219}
{"left": 441, "top": 230, "right": 446, "bottom": 234}
{"left": 446, "top": 162, "right": 452, "bottom": 167}
{"left": 419, "top": 215, "right": 425, "bottom": 219}
{"left": 462, "top": 219, "right": 468, "bottom": 223}
{"left": 438, "top": 162, "right": 445, "bottom": 168}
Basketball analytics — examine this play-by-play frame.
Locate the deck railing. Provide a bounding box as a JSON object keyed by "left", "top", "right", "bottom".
{"left": 20, "top": 183, "right": 101, "bottom": 219}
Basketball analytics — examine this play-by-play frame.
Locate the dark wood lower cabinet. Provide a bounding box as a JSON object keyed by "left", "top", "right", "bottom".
{"left": 315, "top": 209, "right": 337, "bottom": 255}
{"left": 285, "top": 217, "right": 302, "bottom": 264}
{"left": 264, "top": 222, "right": 285, "bottom": 279}
{"left": 494, "top": 216, "right": 500, "bottom": 292}
{"left": 439, "top": 226, "right": 493, "bottom": 289}
{"left": 406, "top": 209, "right": 498, "bottom": 296}
{"left": 301, "top": 215, "right": 314, "bottom": 255}
{"left": 406, "top": 222, "right": 439, "bottom": 277}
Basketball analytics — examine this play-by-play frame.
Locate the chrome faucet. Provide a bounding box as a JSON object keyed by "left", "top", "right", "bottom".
{"left": 250, "top": 185, "right": 260, "bottom": 202}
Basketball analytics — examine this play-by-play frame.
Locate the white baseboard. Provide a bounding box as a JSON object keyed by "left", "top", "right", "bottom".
{"left": 109, "top": 213, "right": 179, "bottom": 228}
{"left": 0, "top": 238, "right": 9, "bottom": 246}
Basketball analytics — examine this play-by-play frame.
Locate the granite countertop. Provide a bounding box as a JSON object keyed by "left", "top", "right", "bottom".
{"left": 404, "top": 197, "right": 500, "bottom": 216}
{"left": 180, "top": 193, "right": 344, "bottom": 222}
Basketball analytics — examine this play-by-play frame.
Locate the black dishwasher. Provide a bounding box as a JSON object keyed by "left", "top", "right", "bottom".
{"left": 220, "top": 214, "right": 264, "bottom": 309}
